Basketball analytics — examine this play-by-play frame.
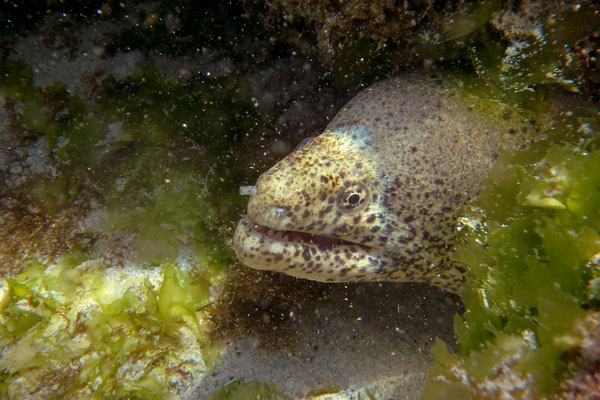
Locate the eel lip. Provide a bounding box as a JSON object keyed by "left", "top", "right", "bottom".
{"left": 233, "top": 215, "right": 395, "bottom": 282}
{"left": 235, "top": 215, "right": 360, "bottom": 250}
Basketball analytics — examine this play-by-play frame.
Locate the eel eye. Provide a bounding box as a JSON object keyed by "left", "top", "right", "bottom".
{"left": 338, "top": 184, "right": 369, "bottom": 212}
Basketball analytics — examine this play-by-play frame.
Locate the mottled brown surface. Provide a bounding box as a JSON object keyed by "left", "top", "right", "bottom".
{"left": 245, "top": 0, "right": 460, "bottom": 61}
{"left": 234, "top": 72, "right": 543, "bottom": 293}
{"left": 0, "top": 189, "right": 85, "bottom": 277}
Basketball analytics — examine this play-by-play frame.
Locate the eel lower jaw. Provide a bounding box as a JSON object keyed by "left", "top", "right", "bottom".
{"left": 233, "top": 215, "right": 395, "bottom": 282}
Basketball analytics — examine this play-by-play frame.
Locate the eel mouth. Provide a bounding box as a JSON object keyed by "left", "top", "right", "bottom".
{"left": 233, "top": 215, "right": 394, "bottom": 283}
{"left": 253, "top": 222, "right": 358, "bottom": 248}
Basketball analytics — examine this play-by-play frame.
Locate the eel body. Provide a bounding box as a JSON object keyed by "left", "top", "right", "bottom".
{"left": 233, "top": 72, "right": 540, "bottom": 293}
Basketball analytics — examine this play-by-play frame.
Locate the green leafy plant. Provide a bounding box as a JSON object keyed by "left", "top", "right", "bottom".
{"left": 423, "top": 141, "right": 600, "bottom": 398}
{"left": 0, "top": 259, "right": 218, "bottom": 399}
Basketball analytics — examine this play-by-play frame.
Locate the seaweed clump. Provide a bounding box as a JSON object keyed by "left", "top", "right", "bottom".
{"left": 422, "top": 135, "right": 600, "bottom": 398}
{"left": 0, "top": 258, "right": 217, "bottom": 399}
{"left": 558, "top": 311, "right": 600, "bottom": 399}
{"left": 419, "top": 1, "right": 600, "bottom": 102}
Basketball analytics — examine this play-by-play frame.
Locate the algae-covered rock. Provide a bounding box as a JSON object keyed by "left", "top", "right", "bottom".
{"left": 0, "top": 259, "right": 218, "bottom": 399}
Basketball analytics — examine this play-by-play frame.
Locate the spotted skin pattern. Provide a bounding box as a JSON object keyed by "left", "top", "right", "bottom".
{"left": 233, "top": 73, "right": 540, "bottom": 294}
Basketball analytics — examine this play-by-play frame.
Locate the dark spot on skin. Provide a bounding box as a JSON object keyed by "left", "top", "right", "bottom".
{"left": 302, "top": 248, "right": 311, "bottom": 262}
{"left": 410, "top": 146, "right": 417, "bottom": 153}
{"left": 434, "top": 178, "right": 444, "bottom": 185}
{"left": 403, "top": 215, "right": 415, "bottom": 224}
{"left": 301, "top": 190, "right": 310, "bottom": 202}
{"left": 366, "top": 215, "right": 376, "bottom": 224}
{"left": 333, "top": 223, "right": 349, "bottom": 234}
{"left": 318, "top": 205, "right": 333, "bottom": 218}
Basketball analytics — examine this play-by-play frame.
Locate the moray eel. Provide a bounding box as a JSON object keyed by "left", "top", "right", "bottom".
{"left": 233, "top": 72, "right": 541, "bottom": 293}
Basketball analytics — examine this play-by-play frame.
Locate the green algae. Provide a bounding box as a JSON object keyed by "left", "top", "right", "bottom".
{"left": 441, "top": 0, "right": 501, "bottom": 41}
{"left": 0, "top": 44, "right": 266, "bottom": 398}
{"left": 420, "top": 2, "right": 599, "bottom": 99}
{"left": 416, "top": 11, "right": 600, "bottom": 395}
{"left": 0, "top": 58, "right": 256, "bottom": 396}
{"left": 423, "top": 136, "right": 600, "bottom": 397}
{"left": 0, "top": 258, "right": 218, "bottom": 399}
{"left": 305, "top": 384, "right": 341, "bottom": 396}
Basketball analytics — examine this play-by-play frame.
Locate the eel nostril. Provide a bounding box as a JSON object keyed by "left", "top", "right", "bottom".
{"left": 239, "top": 185, "right": 257, "bottom": 196}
